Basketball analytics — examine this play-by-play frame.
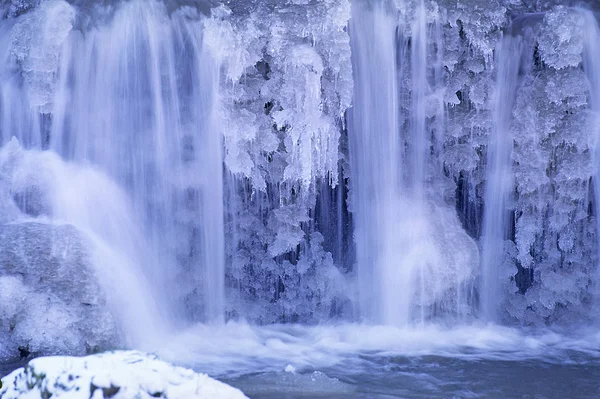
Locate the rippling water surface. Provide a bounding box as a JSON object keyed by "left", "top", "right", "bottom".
{"left": 157, "top": 323, "right": 600, "bottom": 398}
{"left": 2, "top": 323, "right": 600, "bottom": 398}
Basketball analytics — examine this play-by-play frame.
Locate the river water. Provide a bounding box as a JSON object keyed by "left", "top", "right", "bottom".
{"left": 157, "top": 323, "right": 600, "bottom": 398}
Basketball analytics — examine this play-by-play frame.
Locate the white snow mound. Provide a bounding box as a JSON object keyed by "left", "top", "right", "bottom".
{"left": 0, "top": 350, "right": 248, "bottom": 399}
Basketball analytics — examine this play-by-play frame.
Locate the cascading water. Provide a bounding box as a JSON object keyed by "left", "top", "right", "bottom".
{"left": 48, "top": 0, "right": 226, "bottom": 324}
{"left": 5, "top": 1, "right": 600, "bottom": 397}
{"left": 349, "top": 0, "right": 478, "bottom": 326}
{"left": 480, "top": 34, "right": 524, "bottom": 321}
{"left": 409, "top": 0, "right": 428, "bottom": 198}
{"left": 0, "top": 0, "right": 227, "bottom": 348}
{"left": 583, "top": 10, "right": 600, "bottom": 306}
{"left": 348, "top": 0, "right": 402, "bottom": 325}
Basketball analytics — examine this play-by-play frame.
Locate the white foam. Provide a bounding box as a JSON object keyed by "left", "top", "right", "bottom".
{"left": 157, "top": 322, "right": 600, "bottom": 377}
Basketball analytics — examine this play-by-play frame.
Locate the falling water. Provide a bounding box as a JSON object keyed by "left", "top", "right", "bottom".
{"left": 409, "top": 0, "right": 432, "bottom": 325}
{"left": 0, "top": 138, "right": 167, "bottom": 348}
{"left": 409, "top": 1, "right": 428, "bottom": 198}
{"left": 349, "top": 0, "right": 402, "bottom": 324}
{"left": 349, "top": 1, "right": 477, "bottom": 326}
{"left": 0, "top": 0, "right": 226, "bottom": 343}
{"left": 480, "top": 34, "right": 524, "bottom": 321}
{"left": 583, "top": 11, "right": 600, "bottom": 308}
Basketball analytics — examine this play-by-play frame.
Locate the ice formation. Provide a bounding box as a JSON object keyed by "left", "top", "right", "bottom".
{"left": 1, "top": 0, "right": 600, "bottom": 362}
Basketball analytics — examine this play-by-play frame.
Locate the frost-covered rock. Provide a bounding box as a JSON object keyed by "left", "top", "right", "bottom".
{"left": 0, "top": 351, "right": 248, "bottom": 399}
{"left": 0, "top": 139, "right": 165, "bottom": 359}
{"left": 0, "top": 142, "right": 110, "bottom": 359}
{"left": 0, "top": 222, "right": 118, "bottom": 363}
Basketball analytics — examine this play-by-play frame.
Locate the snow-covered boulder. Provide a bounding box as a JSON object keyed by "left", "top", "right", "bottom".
{"left": 0, "top": 350, "right": 248, "bottom": 399}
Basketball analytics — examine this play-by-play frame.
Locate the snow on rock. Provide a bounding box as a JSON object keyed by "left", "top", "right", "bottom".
{"left": 0, "top": 351, "right": 248, "bottom": 399}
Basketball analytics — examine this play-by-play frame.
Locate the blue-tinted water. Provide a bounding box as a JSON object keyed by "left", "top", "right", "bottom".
{"left": 224, "top": 356, "right": 600, "bottom": 398}
{"left": 3, "top": 324, "right": 600, "bottom": 398}
{"left": 159, "top": 323, "right": 600, "bottom": 398}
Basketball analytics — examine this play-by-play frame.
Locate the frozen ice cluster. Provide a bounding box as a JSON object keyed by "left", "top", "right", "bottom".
{"left": 0, "top": 350, "right": 248, "bottom": 399}
{"left": 203, "top": 0, "right": 354, "bottom": 322}
{"left": 213, "top": 0, "right": 600, "bottom": 326}
{"left": 0, "top": 0, "right": 41, "bottom": 18}
{"left": 212, "top": 0, "right": 600, "bottom": 325}
{"left": 436, "top": 0, "right": 600, "bottom": 324}
{"left": 1, "top": 0, "right": 600, "bottom": 341}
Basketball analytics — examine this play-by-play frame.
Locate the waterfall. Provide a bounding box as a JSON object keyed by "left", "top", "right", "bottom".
{"left": 50, "top": 0, "right": 226, "bottom": 324}
{"left": 349, "top": 0, "right": 402, "bottom": 324}
{"left": 583, "top": 11, "right": 600, "bottom": 308}
{"left": 5, "top": 0, "right": 600, "bottom": 357}
{"left": 349, "top": 0, "right": 478, "bottom": 326}
{"left": 0, "top": 0, "right": 226, "bottom": 343}
{"left": 480, "top": 34, "right": 524, "bottom": 321}
{"left": 409, "top": 1, "right": 428, "bottom": 198}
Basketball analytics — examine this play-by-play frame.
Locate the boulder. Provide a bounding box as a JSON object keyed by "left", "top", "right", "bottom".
{"left": 0, "top": 222, "right": 118, "bottom": 362}
{"left": 0, "top": 350, "right": 248, "bottom": 399}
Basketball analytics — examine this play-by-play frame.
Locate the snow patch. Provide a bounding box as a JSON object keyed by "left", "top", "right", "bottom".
{"left": 0, "top": 351, "right": 248, "bottom": 399}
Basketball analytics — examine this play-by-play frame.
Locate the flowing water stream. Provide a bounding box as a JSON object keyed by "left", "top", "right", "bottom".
{"left": 2, "top": 0, "right": 600, "bottom": 397}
